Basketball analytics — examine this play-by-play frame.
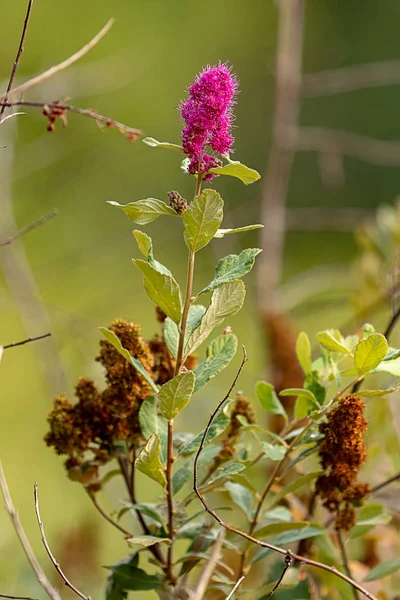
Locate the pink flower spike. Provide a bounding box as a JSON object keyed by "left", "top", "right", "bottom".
{"left": 179, "top": 63, "right": 238, "bottom": 178}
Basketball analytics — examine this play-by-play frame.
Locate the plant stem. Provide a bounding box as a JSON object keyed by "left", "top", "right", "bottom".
{"left": 193, "top": 385, "right": 379, "bottom": 600}
{"left": 117, "top": 455, "right": 166, "bottom": 567}
{"left": 337, "top": 531, "right": 360, "bottom": 600}
{"left": 175, "top": 250, "right": 196, "bottom": 373}
{"left": 165, "top": 176, "right": 203, "bottom": 584}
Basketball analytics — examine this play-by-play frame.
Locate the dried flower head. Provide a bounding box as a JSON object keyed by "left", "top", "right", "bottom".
{"left": 180, "top": 63, "right": 238, "bottom": 180}
{"left": 45, "top": 319, "right": 154, "bottom": 480}
{"left": 315, "top": 394, "right": 370, "bottom": 531}
{"left": 45, "top": 313, "right": 197, "bottom": 486}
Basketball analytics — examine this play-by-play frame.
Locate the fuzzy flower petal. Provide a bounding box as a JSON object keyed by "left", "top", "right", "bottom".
{"left": 179, "top": 63, "right": 238, "bottom": 177}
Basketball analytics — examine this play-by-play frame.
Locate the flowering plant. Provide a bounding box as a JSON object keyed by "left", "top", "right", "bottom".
{"left": 42, "top": 65, "right": 400, "bottom": 600}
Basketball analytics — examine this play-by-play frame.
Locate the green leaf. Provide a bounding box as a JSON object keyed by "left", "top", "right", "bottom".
{"left": 142, "top": 137, "right": 183, "bottom": 151}
{"left": 256, "top": 381, "right": 287, "bottom": 418}
{"left": 359, "top": 387, "right": 400, "bottom": 397}
{"left": 106, "top": 582, "right": 127, "bottom": 600}
{"left": 225, "top": 481, "right": 253, "bottom": 517}
{"left": 350, "top": 503, "right": 391, "bottom": 538}
{"left": 197, "top": 248, "right": 262, "bottom": 296}
{"left": 383, "top": 348, "right": 400, "bottom": 361}
{"left": 158, "top": 372, "right": 195, "bottom": 420}
{"left": 108, "top": 199, "right": 177, "bottom": 225}
{"left": 214, "top": 224, "right": 264, "bottom": 238}
{"left": 128, "top": 503, "right": 166, "bottom": 527}
{"left": 254, "top": 521, "right": 309, "bottom": 539}
{"left": 127, "top": 535, "right": 170, "bottom": 548}
{"left": 194, "top": 333, "right": 238, "bottom": 392}
{"left": 185, "top": 281, "right": 246, "bottom": 355}
{"left": 132, "top": 259, "right": 182, "bottom": 323}
{"left": 139, "top": 396, "right": 159, "bottom": 440}
{"left": 206, "top": 460, "right": 247, "bottom": 486}
{"left": 281, "top": 389, "right": 319, "bottom": 420}
{"left": 99, "top": 328, "right": 158, "bottom": 393}
{"left": 364, "top": 557, "right": 400, "bottom": 582}
{"left": 172, "top": 462, "right": 191, "bottom": 496}
{"left": 304, "top": 371, "right": 326, "bottom": 406}
{"left": 178, "top": 403, "right": 230, "bottom": 455}
{"left": 136, "top": 433, "right": 166, "bottom": 487}
{"left": 111, "top": 564, "right": 162, "bottom": 591}
{"left": 183, "top": 189, "right": 224, "bottom": 252}
{"left": 354, "top": 333, "right": 388, "bottom": 374}
{"left": 375, "top": 357, "right": 400, "bottom": 376}
{"left": 266, "top": 472, "right": 323, "bottom": 510}
{"left": 316, "top": 330, "right": 351, "bottom": 354}
{"left": 132, "top": 230, "right": 172, "bottom": 276}
{"left": 133, "top": 229, "right": 153, "bottom": 258}
{"left": 296, "top": 332, "right": 312, "bottom": 375}
{"left": 294, "top": 396, "right": 311, "bottom": 420}
{"left": 163, "top": 305, "right": 206, "bottom": 358}
{"left": 262, "top": 442, "right": 286, "bottom": 461}
{"left": 280, "top": 388, "right": 318, "bottom": 403}
{"left": 208, "top": 160, "right": 261, "bottom": 185}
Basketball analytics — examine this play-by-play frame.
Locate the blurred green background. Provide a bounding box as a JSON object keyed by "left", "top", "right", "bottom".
{"left": 2, "top": 0, "right": 400, "bottom": 597}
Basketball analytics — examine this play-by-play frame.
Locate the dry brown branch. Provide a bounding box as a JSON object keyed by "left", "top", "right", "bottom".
{"left": 34, "top": 483, "right": 90, "bottom": 600}
{"left": 0, "top": 461, "right": 62, "bottom": 600}
{"left": 257, "top": 0, "right": 305, "bottom": 314}
{"left": 0, "top": 209, "right": 58, "bottom": 247}
{"left": 192, "top": 351, "right": 379, "bottom": 600}
{"left": 0, "top": 19, "right": 115, "bottom": 103}
{"left": 294, "top": 126, "right": 400, "bottom": 166}
{"left": 303, "top": 60, "right": 400, "bottom": 97}
{"left": 191, "top": 529, "right": 226, "bottom": 600}
{"left": 0, "top": 0, "right": 34, "bottom": 122}
{"left": 0, "top": 100, "right": 142, "bottom": 139}
{"left": 371, "top": 471, "right": 400, "bottom": 494}
{"left": 3, "top": 332, "right": 51, "bottom": 350}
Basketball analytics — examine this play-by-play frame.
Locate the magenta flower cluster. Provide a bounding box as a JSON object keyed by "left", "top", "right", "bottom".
{"left": 180, "top": 63, "right": 238, "bottom": 180}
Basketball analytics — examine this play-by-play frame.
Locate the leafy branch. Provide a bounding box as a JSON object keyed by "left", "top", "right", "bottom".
{"left": 192, "top": 353, "right": 380, "bottom": 600}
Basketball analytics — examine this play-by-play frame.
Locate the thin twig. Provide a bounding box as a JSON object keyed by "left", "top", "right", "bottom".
{"left": 0, "top": 19, "right": 115, "bottom": 103}
{"left": 86, "top": 490, "right": 132, "bottom": 539}
{"left": 191, "top": 529, "right": 226, "bottom": 600}
{"left": 3, "top": 332, "right": 51, "bottom": 350}
{"left": 370, "top": 471, "right": 400, "bottom": 494}
{"left": 383, "top": 305, "right": 400, "bottom": 339}
{"left": 0, "top": 209, "right": 58, "bottom": 247}
{"left": 34, "top": 483, "right": 91, "bottom": 600}
{"left": 0, "top": 0, "right": 34, "bottom": 122}
{"left": 337, "top": 531, "right": 360, "bottom": 600}
{"left": 0, "top": 461, "right": 61, "bottom": 600}
{"left": 0, "top": 101, "right": 142, "bottom": 140}
{"left": 266, "top": 554, "right": 292, "bottom": 599}
{"left": 225, "top": 576, "right": 245, "bottom": 600}
{"left": 302, "top": 59, "right": 400, "bottom": 97}
{"left": 192, "top": 353, "right": 379, "bottom": 600}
